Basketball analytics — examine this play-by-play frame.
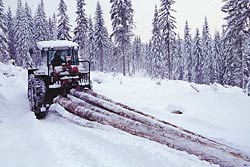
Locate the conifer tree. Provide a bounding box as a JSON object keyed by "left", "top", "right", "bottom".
{"left": 243, "top": 36, "right": 250, "bottom": 88}
{"left": 6, "top": 7, "right": 15, "bottom": 60}
{"left": 213, "top": 31, "right": 225, "bottom": 84}
{"left": 0, "top": 0, "right": 10, "bottom": 63}
{"left": 183, "top": 21, "right": 192, "bottom": 82}
{"left": 132, "top": 36, "right": 142, "bottom": 74}
{"left": 151, "top": 5, "right": 163, "bottom": 78}
{"left": 110, "top": 0, "right": 134, "bottom": 76}
{"left": 192, "top": 28, "right": 203, "bottom": 83}
{"left": 86, "top": 16, "right": 95, "bottom": 70}
{"left": 158, "top": 0, "right": 176, "bottom": 79}
{"left": 174, "top": 34, "right": 184, "bottom": 80}
{"left": 201, "top": 17, "right": 213, "bottom": 84}
{"left": 48, "top": 13, "right": 57, "bottom": 40}
{"left": 15, "top": 0, "right": 32, "bottom": 67}
{"left": 221, "top": 29, "right": 235, "bottom": 85}
{"left": 57, "top": 0, "right": 71, "bottom": 40}
{"left": 34, "top": 0, "right": 49, "bottom": 42}
{"left": 25, "top": 2, "right": 34, "bottom": 48}
{"left": 222, "top": 0, "right": 250, "bottom": 88}
{"left": 14, "top": 0, "right": 24, "bottom": 65}
{"left": 94, "top": 1, "right": 110, "bottom": 72}
{"left": 74, "top": 0, "right": 88, "bottom": 58}
{"left": 145, "top": 41, "right": 153, "bottom": 76}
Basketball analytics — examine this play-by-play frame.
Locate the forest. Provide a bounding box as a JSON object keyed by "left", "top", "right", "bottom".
{"left": 0, "top": 0, "right": 249, "bottom": 88}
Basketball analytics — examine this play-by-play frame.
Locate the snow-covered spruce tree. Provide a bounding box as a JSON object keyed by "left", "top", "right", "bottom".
{"left": 0, "top": 0, "right": 10, "bottom": 63}
{"left": 243, "top": 36, "right": 250, "bottom": 89}
{"left": 6, "top": 7, "right": 15, "bottom": 60}
{"left": 86, "top": 16, "right": 96, "bottom": 70}
{"left": 192, "top": 28, "right": 203, "bottom": 84}
{"left": 132, "top": 36, "right": 142, "bottom": 74}
{"left": 74, "top": 0, "right": 88, "bottom": 59}
{"left": 158, "top": 0, "right": 176, "bottom": 79}
{"left": 221, "top": 28, "right": 236, "bottom": 86}
{"left": 183, "top": 21, "right": 192, "bottom": 82}
{"left": 25, "top": 2, "right": 35, "bottom": 49}
{"left": 34, "top": 0, "right": 49, "bottom": 42}
{"left": 48, "top": 13, "right": 58, "bottom": 40}
{"left": 110, "top": 0, "right": 134, "bottom": 76}
{"left": 174, "top": 34, "right": 184, "bottom": 80}
{"left": 213, "top": 31, "right": 225, "bottom": 84}
{"left": 14, "top": 0, "right": 32, "bottom": 67}
{"left": 94, "top": 1, "right": 110, "bottom": 72}
{"left": 201, "top": 17, "right": 214, "bottom": 84}
{"left": 57, "top": 0, "right": 71, "bottom": 40}
{"left": 14, "top": 0, "right": 23, "bottom": 65}
{"left": 145, "top": 41, "right": 153, "bottom": 76}
{"left": 150, "top": 5, "right": 164, "bottom": 79}
{"left": 222, "top": 0, "right": 250, "bottom": 88}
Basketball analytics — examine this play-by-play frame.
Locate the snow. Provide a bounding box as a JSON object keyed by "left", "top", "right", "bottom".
{"left": 37, "top": 40, "right": 79, "bottom": 50}
{"left": 1, "top": 63, "right": 249, "bottom": 166}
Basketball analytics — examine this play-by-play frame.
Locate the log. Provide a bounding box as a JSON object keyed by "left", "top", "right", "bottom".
{"left": 71, "top": 90, "right": 224, "bottom": 146}
{"left": 55, "top": 96, "right": 250, "bottom": 167}
{"left": 83, "top": 89, "right": 250, "bottom": 163}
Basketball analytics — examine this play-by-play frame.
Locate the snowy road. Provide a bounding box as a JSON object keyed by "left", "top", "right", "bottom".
{"left": 0, "top": 64, "right": 218, "bottom": 166}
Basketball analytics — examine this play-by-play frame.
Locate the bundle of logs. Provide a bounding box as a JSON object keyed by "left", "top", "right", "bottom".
{"left": 54, "top": 89, "right": 250, "bottom": 167}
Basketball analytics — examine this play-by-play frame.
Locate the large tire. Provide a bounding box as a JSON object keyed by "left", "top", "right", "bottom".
{"left": 29, "top": 76, "right": 47, "bottom": 119}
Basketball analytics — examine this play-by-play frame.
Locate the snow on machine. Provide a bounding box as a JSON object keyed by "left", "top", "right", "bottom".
{"left": 28, "top": 40, "right": 92, "bottom": 119}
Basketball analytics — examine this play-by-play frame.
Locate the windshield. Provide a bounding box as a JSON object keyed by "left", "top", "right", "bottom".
{"left": 48, "top": 49, "right": 79, "bottom": 65}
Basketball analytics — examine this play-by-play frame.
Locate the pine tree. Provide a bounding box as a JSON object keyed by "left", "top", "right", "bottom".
{"left": 150, "top": 5, "right": 163, "bottom": 78}
{"left": 222, "top": 0, "right": 250, "bottom": 88}
{"left": 48, "top": 13, "right": 57, "bottom": 40}
{"left": 174, "top": 34, "right": 184, "bottom": 80}
{"left": 158, "top": 0, "right": 176, "bottom": 79}
{"left": 14, "top": 0, "right": 24, "bottom": 66}
{"left": 132, "top": 36, "right": 142, "bottom": 74}
{"left": 14, "top": 0, "right": 32, "bottom": 67}
{"left": 110, "top": 0, "right": 134, "bottom": 76}
{"left": 213, "top": 31, "right": 225, "bottom": 84}
{"left": 57, "top": 0, "right": 71, "bottom": 40}
{"left": 25, "top": 2, "right": 35, "bottom": 48}
{"left": 94, "top": 1, "right": 110, "bottom": 72}
{"left": 0, "top": 0, "right": 10, "bottom": 63}
{"left": 86, "top": 16, "right": 95, "bottom": 70}
{"left": 221, "top": 28, "right": 235, "bottom": 86}
{"left": 34, "top": 0, "right": 49, "bottom": 42}
{"left": 6, "top": 7, "right": 15, "bottom": 60}
{"left": 243, "top": 36, "right": 250, "bottom": 89}
{"left": 201, "top": 17, "right": 213, "bottom": 84}
{"left": 145, "top": 41, "right": 153, "bottom": 76}
{"left": 192, "top": 28, "right": 203, "bottom": 84}
{"left": 74, "top": 0, "right": 88, "bottom": 58}
{"left": 183, "top": 21, "right": 192, "bottom": 82}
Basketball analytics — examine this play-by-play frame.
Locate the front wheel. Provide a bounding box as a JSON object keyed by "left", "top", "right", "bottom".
{"left": 29, "top": 77, "right": 47, "bottom": 119}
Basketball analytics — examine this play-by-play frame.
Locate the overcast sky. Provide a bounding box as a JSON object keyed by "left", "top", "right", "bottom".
{"left": 3, "top": 0, "right": 226, "bottom": 42}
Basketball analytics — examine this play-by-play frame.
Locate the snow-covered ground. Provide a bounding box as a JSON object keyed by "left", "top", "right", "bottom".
{"left": 0, "top": 63, "right": 249, "bottom": 167}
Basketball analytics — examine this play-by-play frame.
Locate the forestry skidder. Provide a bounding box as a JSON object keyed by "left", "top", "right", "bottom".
{"left": 28, "top": 40, "right": 92, "bottom": 119}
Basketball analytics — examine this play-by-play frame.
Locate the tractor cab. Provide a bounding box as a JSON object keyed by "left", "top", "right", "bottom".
{"left": 28, "top": 40, "right": 92, "bottom": 119}
{"left": 36, "top": 40, "right": 91, "bottom": 90}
